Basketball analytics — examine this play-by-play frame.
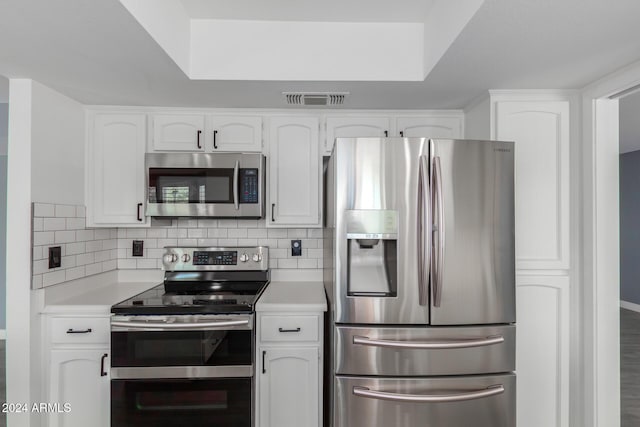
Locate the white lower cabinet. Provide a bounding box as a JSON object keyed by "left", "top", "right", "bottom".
{"left": 43, "top": 315, "right": 110, "bottom": 427}
{"left": 48, "top": 349, "right": 110, "bottom": 427}
{"left": 256, "top": 313, "right": 323, "bottom": 427}
{"left": 258, "top": 347, "right": 319, "bottom": 427}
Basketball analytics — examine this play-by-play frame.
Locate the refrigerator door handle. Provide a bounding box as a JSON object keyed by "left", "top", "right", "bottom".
{"left": 352, "top": 334, "right": 504, "bottom": 349}
{"left": 417, "top": 155, "right": 431, "bottom": 306}
{"left": 432, "top": 156, "right": 445, "bottom": 307}
{"left": 352, "top": 384, "right": 504, "bottom": 403}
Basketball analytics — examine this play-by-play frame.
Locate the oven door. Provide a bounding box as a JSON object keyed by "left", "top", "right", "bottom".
{"left": 111, "top": 378, "right": 251, "bottom": 427}
{"left": 145, "top": 152, "right": 265, "bottom": 218}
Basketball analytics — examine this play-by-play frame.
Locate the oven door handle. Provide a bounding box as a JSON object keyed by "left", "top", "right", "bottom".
{"left": 111, "top": 319, "right": 250, "bottom": 331}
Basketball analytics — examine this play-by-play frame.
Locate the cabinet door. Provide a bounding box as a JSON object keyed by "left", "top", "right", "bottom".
{"left": 152, "top": 114, "right": 205, "bottom": 151}
{"left": 494, "top": 100, "right": 570, "bottom": 270}
{"left": 48, "top": 349, "right": 110, "bottom": 427}
{"left": 325, "top": 117, "right": 390, "bottom": 154}
{"left": 210, "top": 115, "right": 262, "bottom": 152}
{"left": 396, "top": 116, "right": 463, "bottom": 138}
{"left": 268, "top": 117, "right": 320, "bottom": 226}
{"left": 258, "top": 347, "right": 319, "bottom": 427}
{"left": 88, "top": 114, "right": 148, "bottom": 226}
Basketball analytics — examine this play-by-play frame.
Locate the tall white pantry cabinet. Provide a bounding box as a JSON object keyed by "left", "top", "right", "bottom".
{"left": 467, "top": 91, "right": 576, "bottom": 427}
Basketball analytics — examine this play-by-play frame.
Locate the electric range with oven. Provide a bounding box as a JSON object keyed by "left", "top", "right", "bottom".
{"left": 110, "top": 246, "right": 269, "bottom": 427}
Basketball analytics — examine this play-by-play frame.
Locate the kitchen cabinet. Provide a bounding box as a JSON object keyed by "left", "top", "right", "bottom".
{"left": 267, "top": 116, "right": 320, "bottom": 227}
{"left": 256, "top": 313, "right": 323, "bottom": 427}
{"left": 323, "top": 114, "right": 464, "bottom": 154}
{"left": 151, "top": 113, "right": 205, "bottom": 151}
{"left": 324, "top": 116, "right": 390, "bottom": 154}
{"left": 86, "top": 113, "right": 148, "bottom": 227}
{"left": 43, "top": 315, "right": 111, "bottom": 427}
{"left": 396, "top": 116, "right": 463, "bottom": 138}
{"left": 209, "top": 115, "right": 262, "bottom": 151}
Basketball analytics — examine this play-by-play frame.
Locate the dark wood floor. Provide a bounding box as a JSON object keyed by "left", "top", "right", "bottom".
{"left": 621, "top": 308, "right": 640, "bottom": 427}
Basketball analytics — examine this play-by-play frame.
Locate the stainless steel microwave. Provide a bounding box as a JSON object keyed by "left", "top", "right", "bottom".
{"left": 145, "top": 152, "right": 265, "bottom": 218}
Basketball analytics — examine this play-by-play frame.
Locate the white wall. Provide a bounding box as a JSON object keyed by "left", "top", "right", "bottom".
{"left": 30, "top": 81, "right": 85, "bottom": 205}
{"left": 464, "top": 96, "right": 490, "bottom": 139}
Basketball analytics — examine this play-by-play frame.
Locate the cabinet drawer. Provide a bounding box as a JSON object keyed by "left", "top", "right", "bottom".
{"left": 50, "top": 317, "right": 110, "bottom": 345}
{"left": 260, "top": 315, "right": 319, "bottom": 342}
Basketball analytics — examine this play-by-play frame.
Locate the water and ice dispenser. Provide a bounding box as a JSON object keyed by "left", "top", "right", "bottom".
{"left": 346, "top": 210, "right": 398, "bottom": 297}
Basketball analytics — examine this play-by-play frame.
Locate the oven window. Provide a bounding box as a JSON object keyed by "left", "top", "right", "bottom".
{"left": 149, "top": 168, "right": 234, "bottom": 204}
{"left": 111, "top": 330, "right": 251, "bottom": 367}
{"left": 112, "top": 379, "right": 250, "bottom": 427}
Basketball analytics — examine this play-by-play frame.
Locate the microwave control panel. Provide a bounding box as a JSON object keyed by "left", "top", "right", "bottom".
{"left": 239, "top": 169, "right": 259, "bottom": 203}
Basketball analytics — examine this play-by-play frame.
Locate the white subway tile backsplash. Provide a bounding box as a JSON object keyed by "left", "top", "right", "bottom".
{"left": 66, "top": 217, "right": 85, "bottom": 230}
{"left": 55, "top": 204, "right": 77, "bottom": 218}
{"left": 178, "top": 219, "right": 198, "bottom": 228}
{"left": 269, "top": 248, "right": 287, "bottom": 259}
{"left": 76, "top": 252, "right": 95, "bottom": 266}
{"left": 168, "top": 228, "right": 188, "bottom": 238}
{"left": 54, "top": 230, "right": 76, "bottom": 244}
{"left": 218, "top": 239, "right": 238, "bottom": 246}
{"left": 44, "top": 218, "right": 66, "bottom": 231}
{"left": 136, "top": 259, "right": 157, "bottom": 269}
{"left": 125, "top": 229, "right": 146, "bottom": 239}
{"left": 217, "top": 219, "right": 238, "bottom": 228}
{"left": 94, "top": 229, "right": 111, "bottom": 240}
{"left": 297, "top": 259, "right": 317, "bottom": 269}
{"left": 32, "top": 274, "right": 43, "bottom": 289}
{"left": 33, "top": 259, "right": 50, "bottom": 275}
{"left": 117, "top": 259, "right": 137, "bottom": 269}
{"left": 278, "top": 259, "right": 298, "bottom": 269}
{"left": 65, "top": 266, "right": 86, "bottom": 281}
{"left": 43, "top": 270, "right": 66, "bottom": 286}
{"left": 85, "top": 240, "right": 103, "bottom": 252}
{"left": 308, "top": 248, "right": 323, "bottom": 258}
{"left": 102, "top": 260, "right": 117, "bottom": 271}
{"left": 76, "top": 230, "right": 95, "bottom": 242}
{"left": 197, "top": 219, "right": 217, "bottom": 228}
{"left": 157, "top": 239, "right": 178, "bottom": 248}
{"left": 76, "top": 206, "right": 86, "bottom": 218}
{"left": 33, "top": 246, "right": 43, "bottom": 261}
{"left": 287, "top": 229, "right": 308, "bottom": 238}
{"left": 197, "top": 239, "right": 218, "bottom": 247}
{"left": 188, "top": 228, "right": 207, "bottom": 238}
{"left": 34, "top": 203, "right": 55, "bottom": 217}
{"left": 147, "top": 228, "right": 168, "bottom": 238}
{"left": 94, "top": 250, "right": 112, "bottom": 263}
{"left": 308, "top": 229, "right": 323, "bottom": 238}
{"left": 85, "top": 262, "right": 103, "bottom": 276}
{"left": 268, "top": 229, "right": 287, "bottom": 238}
{"left": 228, "top": 228, "right": 248, "bottom": 238}
{"left": 208, "top": 228, "right": 227, "bottom": 238}
{"left": 247, "top": 228, "right": 268, "bottom": 238}
{"left": 61, "top": 255, "right": 77, "bottom": 269}
{"left": 33, "top": 218, "right": 44, "bottom": 232}
{"left": 258, "top": 239, "right": 278, "bottom": 248}
{"left": 65, "top": 242, "right": 86, "bottom": 256}
{"left": 33, "top": 232, "right": 55, "bottom": 246}
{"left": 238, "top": 220, "right": 258, "bottom": 228}
{"left": 237, "top": 239, "right": 258, "bottom": 246}
{"left": 103, "top": 239, "right": 117, "bottom": 250}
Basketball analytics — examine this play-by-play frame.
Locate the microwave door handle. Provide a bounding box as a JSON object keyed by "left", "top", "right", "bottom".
{"left": 233, "top": 160, "right": 240, "bottom": 210}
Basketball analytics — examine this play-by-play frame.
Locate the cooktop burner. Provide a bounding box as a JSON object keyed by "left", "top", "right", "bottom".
{"left": 111, "top": 246, "right": 270, "bottom": 315}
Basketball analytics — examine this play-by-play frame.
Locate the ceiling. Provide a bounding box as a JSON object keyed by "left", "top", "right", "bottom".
{"left": 1, "top": 0, "right": 640, "bottom": 109}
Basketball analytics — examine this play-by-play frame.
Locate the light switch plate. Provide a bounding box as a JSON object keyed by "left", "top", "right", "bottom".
{"left": 291, "top": 240, "right": 302, "bottom": 256}
{"left": 132, "top": 240, "right": 144, "bottom": 257}
{"left": 49, "top": 246, "right": 61, "bottom": 269}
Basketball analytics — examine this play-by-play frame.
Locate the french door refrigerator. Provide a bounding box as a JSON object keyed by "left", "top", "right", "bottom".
{"left": 323, "top": 138, "right": 516, "bottom": 427}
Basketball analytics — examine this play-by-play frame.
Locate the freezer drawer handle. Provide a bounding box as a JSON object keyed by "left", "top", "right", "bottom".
{"left": 352, "top": 384, "right": 504, "bottom": 403}
{"left": 352, "top": 334, "right": 504, "bottom": 349}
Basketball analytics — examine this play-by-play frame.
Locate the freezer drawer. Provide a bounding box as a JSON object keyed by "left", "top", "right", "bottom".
{"left": 335, "top": 325, "right": 515, "bottom": 376}
{"left": 334, "top": 374, "right": 516, "bottom": 427}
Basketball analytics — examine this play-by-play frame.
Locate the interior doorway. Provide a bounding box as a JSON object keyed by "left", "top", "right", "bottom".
{"left": 618, "top": 90, "right": 640, "bottom": 427}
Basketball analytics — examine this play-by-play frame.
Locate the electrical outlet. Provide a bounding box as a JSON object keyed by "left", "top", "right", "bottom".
{"left": 291, "top": 240, "right": 302, "bottom": 256}
{"left": 48, "top": 246, "right": 61, "bottom": 269}
{"left": 132, "top": 240, "right": 144, "bottom": 257}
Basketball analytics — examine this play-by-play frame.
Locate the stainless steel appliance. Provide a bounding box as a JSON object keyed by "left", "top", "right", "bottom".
{"left": 145, "top": 153, "right": 265, "bottom": 218}
{"left": 110, "top": 246, "right": 269, "bottom": 427}
{"left": 324, "top": 138, "right": 516, "bottom": 427}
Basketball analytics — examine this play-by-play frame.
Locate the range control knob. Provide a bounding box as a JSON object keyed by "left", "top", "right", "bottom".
{"left": 181, "top": 254, "right": 191, "bottom": 263}
{"left": 252, "top": 253, "right": 262, "bottom": 262}
{"left": 163, "top": 253, "right": 178, "bottom": 264}
{"left": 239, "top": 253, "right": 249, "bottom": 263}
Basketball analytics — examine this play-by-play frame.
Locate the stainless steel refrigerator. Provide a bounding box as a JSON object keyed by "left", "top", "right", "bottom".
{"left": 323, "top": 138, "right": 516, "bottom": 427}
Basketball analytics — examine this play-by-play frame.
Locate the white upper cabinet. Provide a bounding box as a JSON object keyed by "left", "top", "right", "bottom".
{"left": 324, "top": 116, "right": 390, "bottom": 154}
{"left": 209, "top": 115, "right": 263, "bottom": 152}
{"left": 493, "top": 97, "right": 571, "bottom": 271}
{"left": 151, "top": 114, "right": 206, "bottom": 151}
{"left": 267, "top": 117, "right": 320, "bottom": 227}
{"left": 87, "top": 113, "right": 148, "bottom": 227}
{"left": 396, "top": 116, "right": 463, "bottom": 138}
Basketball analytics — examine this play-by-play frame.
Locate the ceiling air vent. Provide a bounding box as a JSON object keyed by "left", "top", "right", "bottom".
{"left": 283, "top": 92, "right": 349, "bottom": 106}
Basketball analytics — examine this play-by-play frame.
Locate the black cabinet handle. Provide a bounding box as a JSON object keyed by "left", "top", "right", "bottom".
{"left": 213, "top": 130, "right": 218, "bottom": 149}
{"left": 271, "top": 203, "right": 275, "bottom": 222}
{"left": 262, "top": 350, "right": 266, "bottom": 374}
{"left": 100, "top": 353, "right": 108, "bottom": 377}
{"left": 66, "top": 328, "right": 92, "bottom": 334}
{"left": 384, "top": 130, "right": 388, "bottom": 137}
{"left": 400, "top": 131, "right": 404, "bottom": 137}
{"left": 278, "top": 327, "right": 301, "bottom": 333}
{"left": 197, "top": 130, "right": 202, "bottom": 149}
{"left": 137, "top": 203, "right": 143, "bottom": 222}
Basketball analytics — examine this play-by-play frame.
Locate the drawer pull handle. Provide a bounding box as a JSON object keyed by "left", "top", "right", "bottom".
{"left": 100, "top": 353, "right": 108, "bottom": 377}
{"left": 262, "top": 350, "right": 266, "bottom": 374}
{"left": 278, "top": 327, "right": 301, "bottom": 333}
{"left": 353, "top": 335, "right": 504, "bottom": 349}
{"left": 66, "top": 328, "right": 92, "bottom": 334}
{"left": 353, "top": 384, "right": 505, "bottom": 403}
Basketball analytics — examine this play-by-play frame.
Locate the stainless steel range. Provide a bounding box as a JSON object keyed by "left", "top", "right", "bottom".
{"left": 110, "top": 246, "right": 269, "bottom": 427}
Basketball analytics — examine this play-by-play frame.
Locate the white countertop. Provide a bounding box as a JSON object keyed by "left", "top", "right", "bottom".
{"left": 41, "top": 270, "right": 162, "bottom": 314}
{"left": 256, "top": 281, "right": 327, "bottom": 312}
